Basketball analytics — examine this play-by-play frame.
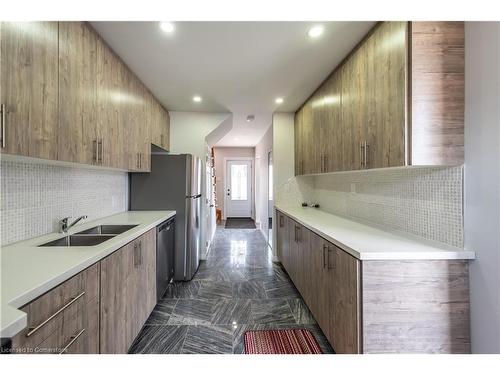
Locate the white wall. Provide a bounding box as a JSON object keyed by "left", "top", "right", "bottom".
{"left": 255, "top": 126, "right": 273, "bottom": 241}
{"left": 213, "top": 147, "right": 255, "bottom": 219}
{"left": 271, "top": 112, "right": 295, "bottom": 253}
{"left": 465, "top": 22, "right": 500, "bottom": 354}
{"left": 169, "top": 111, "right": 230, "bottom": 256}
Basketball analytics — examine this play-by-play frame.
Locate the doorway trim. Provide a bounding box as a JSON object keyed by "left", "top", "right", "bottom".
{"left": 223, "top": 157, "right": 254, "bottom": 220}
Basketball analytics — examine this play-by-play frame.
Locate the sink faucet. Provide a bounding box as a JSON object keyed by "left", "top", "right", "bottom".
{"left": 59, "top": 215, "right": 88, "bottom": 233}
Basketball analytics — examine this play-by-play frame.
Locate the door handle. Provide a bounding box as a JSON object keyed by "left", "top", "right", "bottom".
{"left": 279, "top": 215, "right": 284, "bottom": 227}
{"left": 92, "top": 140, "right": 97, "bottom": 164}
{"left": 323, "top": 244, "right": 327, "bottom": 269}
{"left": 364, "top": 142, "right": 369, "bottom": 168}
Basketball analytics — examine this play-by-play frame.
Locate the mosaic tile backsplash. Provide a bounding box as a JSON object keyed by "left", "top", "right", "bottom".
{"left": 275, "top": 166, "right": 464, "bottom": 248}
{"left": 0, "top": 160, "right": 128, "bottom": 246}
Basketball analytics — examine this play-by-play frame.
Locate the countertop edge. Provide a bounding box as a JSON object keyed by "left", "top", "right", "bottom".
{"left": 1, "top": 211, "right": 176, "bottom": 338}
{"left": 275, "top": 206, "right": 475, "bottom": 261}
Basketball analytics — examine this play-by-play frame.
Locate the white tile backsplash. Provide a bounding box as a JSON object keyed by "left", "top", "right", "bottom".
{"left": 275, "top": 166, "right": 464, "bottom": 248}
{"left": 0, "top": 160, "right": 128, "bottom": 246}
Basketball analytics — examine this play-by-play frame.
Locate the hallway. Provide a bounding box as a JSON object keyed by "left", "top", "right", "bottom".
{"left": 129, "top": 228, "right": 333, "bottom": 354}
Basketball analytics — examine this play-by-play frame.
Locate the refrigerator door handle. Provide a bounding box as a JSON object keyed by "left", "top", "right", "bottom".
{"left": 186, "top": 194, "right": 202, "bottom": 199}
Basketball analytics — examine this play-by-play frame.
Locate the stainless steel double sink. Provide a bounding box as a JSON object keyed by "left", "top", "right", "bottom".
{"left": 39, "top": 224, "right": 138, "bottom": 247}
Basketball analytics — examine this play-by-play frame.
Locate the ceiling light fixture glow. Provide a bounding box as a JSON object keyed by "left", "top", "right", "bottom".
{"left": 159, "top": 22, "right": 175, "bottom": 33}
{"left": 308, "top": 25, "right": 324, "bottom": 39}
{"left": 275, "top": 97, "right": 284, "bottom": 104}
{"left": 193, "top": 95, "right": 202, "bottom": 103}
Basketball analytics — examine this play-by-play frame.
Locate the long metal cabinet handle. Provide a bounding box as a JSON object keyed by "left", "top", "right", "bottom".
{"left": 59, "top": 328, "right": 85, "bottom": 354}
{"left": 323, "top": 244, "right": 327, "bottom": 269}
{"left": 360, "top": 143, "right": 365, "bottom": 168}
{"left": 1, "top": 104, "right": 5, "bottom": 148}
{"left": 26, "top": 291, "right": 86, "bottom": 337}
{"left": 279, "top": 215, "right": 284, "bottom": 227}
{"left": 327, "top": 247, "right": 334, "bottom": 270}
{"left": 92, "top": 140, "right": 97, "bottom": 163}
{"left": 97, "top": 139, "right": 103, "bottom": 164}
{"left": 364, "top": 142, "right": 369, "bottom": 168}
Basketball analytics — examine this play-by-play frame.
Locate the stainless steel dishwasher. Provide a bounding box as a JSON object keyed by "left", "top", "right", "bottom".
{"left": 156, "top": 218, "right": 175, "bottom": 301}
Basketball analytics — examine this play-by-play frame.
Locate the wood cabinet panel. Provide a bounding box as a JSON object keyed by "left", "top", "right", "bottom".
{"left": 320, "top": 72, "right": 343, "bottom": 172}
{"left": 100, "top": 229, "right": 156, "bottom": 354}
{"left": 294, "top": 109, "right": 304, "bottom": 176}
{"left": 410, "top": 21, "right": 464, "bottom": 165}
{"left": 362, "top": 260, "right": 470, "bottom": 353}
{"left": 11, "top": 263, "right": 99, "bottom": 353}
{"left": 58, "top": 21, "right": 97, "bottom": 165}
{"left": 0, "top": 22, "right": 59, "bottom": 159}
{"left": 331, "top": 245, "right": 360, "bottom": 353}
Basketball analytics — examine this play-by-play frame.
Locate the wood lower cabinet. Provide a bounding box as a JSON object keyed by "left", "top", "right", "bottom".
{"left": 11, "top": 263, "right": 100, "bottom": 354}
{"left": 276, "top": 209, "right": 469, "bottom": 354}
{"left": 0, "top": 22, "right": 59, "bottom": 160}
{"left": 100, "top": 228, "right": 156, "bottom": 353}
{"left": 10, "top": 227, "right": 158, "bottom": 354}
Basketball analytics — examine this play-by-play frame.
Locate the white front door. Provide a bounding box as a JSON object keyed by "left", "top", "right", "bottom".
{"left": 226, "top": 159, "right": 252, "bottom": 218}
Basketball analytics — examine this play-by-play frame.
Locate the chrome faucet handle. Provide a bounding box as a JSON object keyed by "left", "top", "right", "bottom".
{"left": 59, "top": 217, "right": 71, "bottom": 233}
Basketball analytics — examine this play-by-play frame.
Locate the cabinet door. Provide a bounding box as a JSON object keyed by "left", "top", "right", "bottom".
{"left": 276, "top": 211, "right": 288, "bottom": 262}
{"left": 301, "top": 101, "right": 317, "bottom": 174}
{"left": 0, "top": 22, "right": 58, "bottom": 159}
{"left": 310, "top": 88, "right": 324, "bottom": 174}
{"left": 295, "top": 224, "right": 310, "bottom": 298}
{"left": 96, "top": 35, "right": 125, "bottom": 169}
{"left": 321, "top": 71, "right": 343, "bottom": 172}
{"left": 367, "top": 21, "right": 407, "bottom": 168}
{"left": 294, "top": 109, "right": 303, "bottom": 176}
{"left": 341, "top": 46, "right": 368, "bottom": 171}
{"left": 100, "top": 240, "right": 134, "bottom": 353}
{"left": 58, "top": 22, "right": 97, "bottom": 165}
{"left": 330, "top": 246, "right": 361, "bottom": 353}
{"left": 307, "top": 232, "right": 334, "bottom": 341}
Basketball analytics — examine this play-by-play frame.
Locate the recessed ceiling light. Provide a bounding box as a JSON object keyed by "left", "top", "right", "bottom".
{"left": 193, "top": 95, "right": 202, "bottom": 103}
{"left": 246, "top": 115, "right": 255, "bottom": 122}
{"left": 308, "top": 25, "right": 324, "bottom": 39}
{"left": 275, "top": 97, "right": 284, "bottom": 104}
{"left": 159, "top": 22, "right": 175, "bottom": 33}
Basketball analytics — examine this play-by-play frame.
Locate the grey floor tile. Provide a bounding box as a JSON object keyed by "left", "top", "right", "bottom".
{"left": 198, "top": 281, "right": 233, "bottom": 299}
{"left": 129, "top": 325, "right": 188, "bottom": 354}
{"left": 145, "top": 299, "right": 178, "bottom": 325}
{"left": 287, "top": 298, "right": 317, "bottom": 324}
{"left": 169, "top": 298, "right": 218, "bottom": 325}
{"left": 264, "top": 279, "right": 301, "bottom": 299}
{"left": 232, "top": 281, "right": 266, "bottom": 299}
{"left": 181, "top": 325, "right": 233, "bottom": 354}
{"left": 163, "top": 281, "right": 202, "bottom": 299}
{"left": 212, "top": 299, "right": 252, "bottom": 325}
{"left": 251, "top": 299, "right": 296, "bottom": 324}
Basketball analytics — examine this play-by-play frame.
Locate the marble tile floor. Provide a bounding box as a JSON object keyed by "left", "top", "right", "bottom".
{"left": 129, "top": 228, "right": 334, "bottom": 354}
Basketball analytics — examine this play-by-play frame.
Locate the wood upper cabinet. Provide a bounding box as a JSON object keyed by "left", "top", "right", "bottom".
{"left": 294, "top": 109, "right": 304, "bottom": 176}
{"left": 100, "top": 229, "right": 156, "bottom": 354}
{"left": 294, "top": 21, "right": 464, "bottom": 175}
{"left": 1, "top": 21, "right": 169, "bottom": 171}
{"left": 58, "top": 21, "right": 98, "bottom": 165}
{"left": 0, "top": 22, "right": 59, "bottom": 160}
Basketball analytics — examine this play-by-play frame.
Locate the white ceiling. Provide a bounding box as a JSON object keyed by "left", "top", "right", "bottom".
{"left": 91, "top": 21, "right": 375, "bottom": 146}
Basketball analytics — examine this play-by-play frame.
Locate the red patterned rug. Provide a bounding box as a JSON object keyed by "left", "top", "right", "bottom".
{"left": 243, "top": 329, "right": 323, "bottom": 354}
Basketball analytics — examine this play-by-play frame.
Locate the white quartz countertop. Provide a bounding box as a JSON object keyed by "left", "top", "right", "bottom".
{"left": 275, "top": 205, "right": 475, "bottom": 262}
{"left": 1, "top": 210, "right": 175, "bottom": 338}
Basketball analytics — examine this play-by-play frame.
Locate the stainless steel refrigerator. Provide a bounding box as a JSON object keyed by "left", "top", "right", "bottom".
{"left": 130, "top": 153, "right": 202, "bottom": 281}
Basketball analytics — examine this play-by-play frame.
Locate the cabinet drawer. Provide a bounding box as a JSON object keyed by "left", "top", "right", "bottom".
{"left": 11, "top": 263, "right": 99, "bottom": 350}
